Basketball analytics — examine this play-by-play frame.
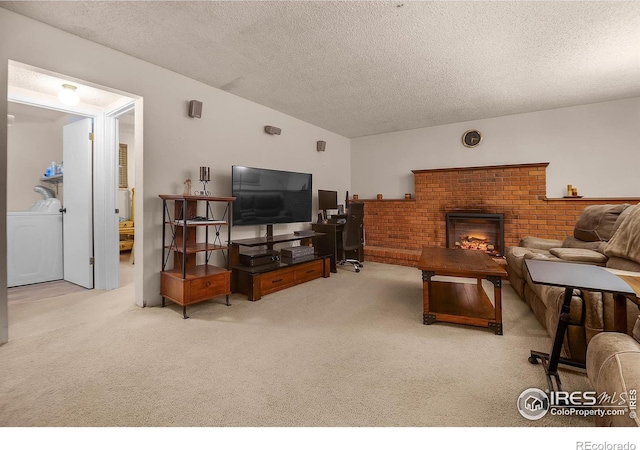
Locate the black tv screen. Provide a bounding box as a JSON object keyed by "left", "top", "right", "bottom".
{"left": 232, "top": 166, "right": 313, "bottom": 226}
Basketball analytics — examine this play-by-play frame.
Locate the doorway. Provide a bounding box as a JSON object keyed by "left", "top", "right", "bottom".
{"left": 6, "top": 102, "right": 93, "bottom": 291}
{"left": 6, "top": 61, "right": 139, "bottom": 296}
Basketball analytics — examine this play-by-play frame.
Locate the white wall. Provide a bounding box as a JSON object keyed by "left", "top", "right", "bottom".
{"left": 7, "top": 115, "right": 64, "bottom": 211}
{"left": 351, "top": 97, "right": 640, "bottom": 199}
{"left": 0, "top": 7, "right": 351, "bottom": 340}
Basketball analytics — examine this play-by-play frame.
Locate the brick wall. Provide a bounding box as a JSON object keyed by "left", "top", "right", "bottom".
{"left": 362, "top": 163, "right": 638, "bottom": 265}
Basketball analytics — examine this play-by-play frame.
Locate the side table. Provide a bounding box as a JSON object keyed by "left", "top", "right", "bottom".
{"left": 524, "top": 259, "right": 636, "bottom": 392}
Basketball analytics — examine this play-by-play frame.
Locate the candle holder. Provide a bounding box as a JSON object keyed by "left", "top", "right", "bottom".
{"left": 195, "top": 166, "right": 211, "bottom": 196}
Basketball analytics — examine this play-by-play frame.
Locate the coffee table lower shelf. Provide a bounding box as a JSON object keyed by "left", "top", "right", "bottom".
{"left": 423, "top": 278, "right": 503, "bottom": 335}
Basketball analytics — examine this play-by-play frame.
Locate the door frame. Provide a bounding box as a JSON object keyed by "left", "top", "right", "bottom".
{"left": 7, "top": 75, "right": 138, "bottom": 291}
{"left": 104, "top": 101, "right": 136, "bottom": 290}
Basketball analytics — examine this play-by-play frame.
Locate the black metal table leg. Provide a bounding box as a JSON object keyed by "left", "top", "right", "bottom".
{"left": 529, "top": 286, "right": 585, "bottom": 392}
{"left": 183, "top": 306, "right": 189, "bottom": 319}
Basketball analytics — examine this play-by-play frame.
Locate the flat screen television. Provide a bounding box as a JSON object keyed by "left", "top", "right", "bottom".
{"left": 232, "top": 165, "right": 312, "bottom": 226}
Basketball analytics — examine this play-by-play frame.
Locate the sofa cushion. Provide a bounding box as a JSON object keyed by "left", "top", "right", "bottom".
{"left": 604, "top": 205, "right": 640, "bottom": 266}
{"left": 606, "top": 256, "right": 640, "bottom": 273}
{"left": 561, "top": 236, "right": 602, "bottom": 251}
{"left": 506, "top": 246, "right": 559, "bottom": 278}
{"left": 574, "top": 204, "right": 630, "bottom": 242}
{"left": 610, "top": 203, "right": 636, "bottom": 236}
{"left": 549, "top": 247, "right": 607, "bottom": 265}
{"left": 519, "top": 236, "right": 563, "bottom": 250}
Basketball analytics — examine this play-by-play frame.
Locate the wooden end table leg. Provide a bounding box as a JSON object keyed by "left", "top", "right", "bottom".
{"left": 422, "top": 271, "right": 435, "bottom": 325}
{"left": 487, "top": 276, "right": 503, "bottom": 335}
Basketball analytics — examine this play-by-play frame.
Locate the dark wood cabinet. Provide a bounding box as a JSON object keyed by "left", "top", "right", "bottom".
{"left": 230, "top": 233, "right": 330, "bottom": 301}
{"left": 159, "top": 195, "right": 234, "bottom": 318}
{"left": 311, "top": 222, "right": 364, "bottom": 273}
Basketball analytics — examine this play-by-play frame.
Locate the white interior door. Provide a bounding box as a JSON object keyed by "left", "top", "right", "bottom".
{"left": 63, "top": 118, "right": 94, "bottom": 289}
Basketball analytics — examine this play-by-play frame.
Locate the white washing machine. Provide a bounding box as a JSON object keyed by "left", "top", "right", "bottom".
{"left": 7, "top": 199, "right": 63, "bottom": 287}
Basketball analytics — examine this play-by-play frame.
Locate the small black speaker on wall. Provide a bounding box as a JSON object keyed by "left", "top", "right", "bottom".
{"left": 189, "top": 100, "right": 203, "bottom": 118}
{"left": 264, "top": 125, "right": 281, "bottom": 135}
{"left": 316, "top": 141, "right": 326, "bottom": 152}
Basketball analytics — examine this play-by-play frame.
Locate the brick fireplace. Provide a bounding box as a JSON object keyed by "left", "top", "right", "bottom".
{"left": 446, "top": 212, "right": 504, "bottom": 257}
{"left": 361, "top": 162, "right": 637, "bottom": 267}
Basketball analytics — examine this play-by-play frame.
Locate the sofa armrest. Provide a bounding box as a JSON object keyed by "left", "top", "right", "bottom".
{"left": 549, "top": 248, "right": 608, "bottom": 265}
{"left": 519, "top": 236, "right": 563, "bottom": 250}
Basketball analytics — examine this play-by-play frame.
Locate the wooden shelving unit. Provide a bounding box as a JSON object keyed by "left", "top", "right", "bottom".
{"left": 159, "top": 194, "right": 235, "bottom": 319}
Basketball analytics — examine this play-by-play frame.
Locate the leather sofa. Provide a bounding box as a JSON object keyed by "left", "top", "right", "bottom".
{"left": 586, "top": 314, "right": 640, "bottom": 426}
{"left": 586, "top": 205, "right": 640, "bottom": 427}
{"left": 507, "top": 203, "right": 640, "bottom": 427}
{"left": 506, "top": 203, "right": 637, "bottom": 364}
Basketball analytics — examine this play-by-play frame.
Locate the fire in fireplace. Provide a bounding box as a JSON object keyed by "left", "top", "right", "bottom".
{"left": 446, "top": 212, "right": 504, "bottom": 257}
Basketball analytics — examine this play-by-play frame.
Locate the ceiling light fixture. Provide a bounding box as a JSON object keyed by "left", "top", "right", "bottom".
{"left": 58, "top": 84, "right": 79, "bottom": 106}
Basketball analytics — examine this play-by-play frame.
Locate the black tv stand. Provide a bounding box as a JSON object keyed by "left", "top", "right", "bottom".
{"left": 266, "top": 224, "right": 274, "bottom": 249}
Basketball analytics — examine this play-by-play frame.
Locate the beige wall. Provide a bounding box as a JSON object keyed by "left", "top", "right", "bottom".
{"left": 351, "top": 97, "right": 640, "bottom": 199}
{"left": 0, "top": 7, "right": 351, "bottom": 342}
{"left": 7, "top": 115, "right": 65, "bottom": 211}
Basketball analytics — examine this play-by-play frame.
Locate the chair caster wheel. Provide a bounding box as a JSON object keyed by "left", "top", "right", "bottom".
{"left": 355, "top": 268, "right": 360, "bottom": 273}
{"left": 358, "top": 263, "right": 364, "bottom": 268}
{"left": 528, "top": 356, "right": 539, "bottom": 365}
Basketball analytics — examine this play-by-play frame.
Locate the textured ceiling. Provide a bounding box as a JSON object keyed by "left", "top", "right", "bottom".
{"left": 8, "top": 64, "right": 129, "bottom": 109}
{"left": 2, "top": 1, "right": 639, "bottom": 138}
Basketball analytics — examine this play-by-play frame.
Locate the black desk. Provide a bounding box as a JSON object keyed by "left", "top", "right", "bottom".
{"left": 524, "top": 259, "right": 636, "bottom": 392}
{"left": 312, "top": 222, "right": 363, "bottom": 273}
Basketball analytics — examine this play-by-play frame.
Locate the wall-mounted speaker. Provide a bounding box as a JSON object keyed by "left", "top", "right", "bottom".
{"left": 316, "top": 141, "right": 326, "bottom": 152}
{"left": 189, "top": 100, "right": 203, "bottom": 118}
{"left": 264, "top": 125, "right": 281, "bottom": 135}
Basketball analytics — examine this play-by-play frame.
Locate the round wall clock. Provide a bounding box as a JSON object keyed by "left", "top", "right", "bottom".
{"left": 462, "top": 129, "right": 482, "bottom": 148}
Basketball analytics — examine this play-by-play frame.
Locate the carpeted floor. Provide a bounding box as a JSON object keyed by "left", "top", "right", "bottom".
{"left": 0, "top": 260, "right": 592, "bottom": 427}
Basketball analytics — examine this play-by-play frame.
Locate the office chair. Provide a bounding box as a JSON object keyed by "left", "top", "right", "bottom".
{"left": 339, "top": 201, "right": 364, "bottom": 272}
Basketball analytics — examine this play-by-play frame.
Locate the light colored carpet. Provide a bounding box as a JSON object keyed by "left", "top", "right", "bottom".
{"left": 0, "top": 261, "right": 592, "bottom": 427}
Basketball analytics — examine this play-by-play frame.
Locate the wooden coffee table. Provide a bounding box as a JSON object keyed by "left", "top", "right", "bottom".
{"left": 417, "top": 247, "right": 508, "bottom": 335}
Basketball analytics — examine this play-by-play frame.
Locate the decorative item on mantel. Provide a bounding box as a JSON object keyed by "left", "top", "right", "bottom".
{"left": 405, "top": 193, "right": 412, "bottom": 200}
{"left": 352, "top": 194, "right": 359, "bottom": 200}
{"left": 564, "top": 184, "right": 582, "bottom": 198}
{"left": 183, "top": 179, "right": 192, "bottom": 196}
{"left": 377, "top": 194, "right": 383, "bottom": 200}
{"left": 195, "top": 166, "right": 211, "bottom": 196}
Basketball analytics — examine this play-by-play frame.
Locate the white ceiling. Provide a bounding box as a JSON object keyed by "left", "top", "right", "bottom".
{"left": 2, "top": 1, "right": 639, "bottom": 138}
{"left": 7, "top": 63, "right": 135, "bottom": 133}
{"left": 8, "top": 64, "right": 129, "bottom": 109}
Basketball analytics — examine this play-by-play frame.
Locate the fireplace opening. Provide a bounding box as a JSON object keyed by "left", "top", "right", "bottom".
{"left": 446, "top": 212, "right": 504, "bottom": 257}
